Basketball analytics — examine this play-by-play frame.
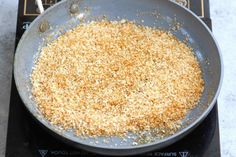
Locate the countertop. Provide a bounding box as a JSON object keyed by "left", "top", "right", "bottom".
{"left": 0, "top": 0, "right": 235, "bottom": 156}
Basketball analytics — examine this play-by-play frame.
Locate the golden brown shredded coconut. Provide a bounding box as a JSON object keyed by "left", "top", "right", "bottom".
{"left": 31, "top": 21, "right": 204, "bottom": 137}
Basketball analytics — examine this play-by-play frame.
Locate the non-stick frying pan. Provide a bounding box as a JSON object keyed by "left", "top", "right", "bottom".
{"left": 14, "top": 0, "right": 222, "bottom": 156}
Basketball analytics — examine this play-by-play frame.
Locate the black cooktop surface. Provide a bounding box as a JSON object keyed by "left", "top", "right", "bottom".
{"left": 5, "top": 0, "right": 220, "bottom": 157}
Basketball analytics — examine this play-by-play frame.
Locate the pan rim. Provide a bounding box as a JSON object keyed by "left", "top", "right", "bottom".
{"left": 13, "top": 0, "right": 223, "bottom": 151}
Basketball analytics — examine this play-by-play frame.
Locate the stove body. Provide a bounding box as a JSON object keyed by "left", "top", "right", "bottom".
{"left": 5, "top": 0, "right": 221, "bottom": 157}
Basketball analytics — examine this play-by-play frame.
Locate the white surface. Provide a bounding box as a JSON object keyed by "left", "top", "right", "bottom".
{"left": 0, "top": 0, "right": 18, "bottom": 156}
{"left": 211, "top": 0, "right": 236, "bottom": 156}
{"left": 0, "top": 0, "right": 235, "bottom": 157}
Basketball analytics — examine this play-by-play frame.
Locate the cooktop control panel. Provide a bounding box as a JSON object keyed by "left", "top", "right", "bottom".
{"left": 23, "top": 0, "right": 207, "bottom": 17}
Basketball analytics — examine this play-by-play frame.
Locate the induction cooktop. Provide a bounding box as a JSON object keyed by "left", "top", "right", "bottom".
{"left": 5, "top": 0, "right": 220, "bottom": 157}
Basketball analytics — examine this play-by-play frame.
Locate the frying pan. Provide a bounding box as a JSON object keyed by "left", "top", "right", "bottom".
{"left": 14, "top": 0, "right": 223, "bottom": 156}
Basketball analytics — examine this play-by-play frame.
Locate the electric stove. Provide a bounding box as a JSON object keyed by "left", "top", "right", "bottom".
{"left": 5, "top": 0, "right": 221, "bottom": 157}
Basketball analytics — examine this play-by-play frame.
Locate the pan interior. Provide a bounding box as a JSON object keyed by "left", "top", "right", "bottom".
{"left": 14, "top": 0, "right": 221, "bottom": 148}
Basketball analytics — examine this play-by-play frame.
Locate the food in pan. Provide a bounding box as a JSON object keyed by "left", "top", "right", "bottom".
{"left": 31, "top": 20, "right": 204, "bottom": 137}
